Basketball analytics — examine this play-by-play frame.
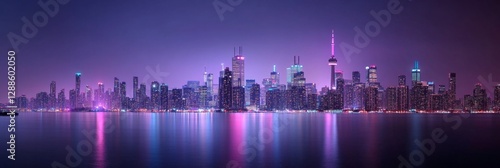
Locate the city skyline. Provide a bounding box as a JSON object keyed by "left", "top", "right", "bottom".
{"left": 1, "top": 0, "right": 499, "bottom": 103}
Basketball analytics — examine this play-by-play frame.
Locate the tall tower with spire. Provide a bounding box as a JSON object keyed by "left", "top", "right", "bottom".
{"left": 328, "top": 30, "right": 338, "bottom": 89}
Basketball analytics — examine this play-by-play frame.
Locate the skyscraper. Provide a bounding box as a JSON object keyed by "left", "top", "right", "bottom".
{"left": 448, "top": 73, "right": 456, "bottom": 109}
{"left": 366, "top": 65, "right": 377, "bottom": 84}
{"left": 250, "top": 83, "right": 260, "bottom": 108}
{"left": 232, "top": 47, "right": 245, "bottom": 87}
{"left": 287, "top": 56, "right": 303, "bottom": 87}
{"left": 245, "top": 79, "right": 256, "bottom": 106}
{"left": 113, "top": 77, "right": 120, "bottom": 109}
{"left": 270, "top": 65, "right": 280, "bottom": 87}
{"left": 220, "top": 67, "right": 233, "bottom": 110}
{"left": 133, "top": 76, "right": 138, "bottom": 100}
{"left": 75, "top": 73, "right": 81, "bottom": 108}
{"left": 151, "top": 81, "right": 160, "bottom": 110}
{"left": 352, "top": 71, "right": 361, "bottom": 84}
{"left": 58, "top": 89, "right": 65, "bottom": 110}
{"left": 50, "top": 81, "right": 56, "bottom": 109}
{"left": 473, "top": 83, "right": 487, "bottom": 111}
{"left": 329, "top": 30, "right": 338, "bottom": 89}
{"left": 411, "top": 61, "right": 421, "bottom": 86}
{"left": 120, "top": 82, "right": 126, "bottom": 109}
{"left": 398, "top": 75, "right": 406, "bottom": 86}
{"left": 386, "top": 87, "right": 398, "bottom": 111}
{"left": 494, "top": 84, "right": 500, "bottom": 110}
{"left": 160, "top": 84, "right": 168, "bottom": 111}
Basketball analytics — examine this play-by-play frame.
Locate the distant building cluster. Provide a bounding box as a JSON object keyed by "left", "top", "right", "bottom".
{"left": 9, "top": 31, "right": 500, "bottom": 112}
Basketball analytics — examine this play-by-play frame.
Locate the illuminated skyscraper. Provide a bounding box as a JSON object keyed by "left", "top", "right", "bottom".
{"left": 160, "top": 84, "right": 168, "bottom": 111}
{"left": 494, "top": 84, "right": 500, "bottom": 110}
{"left": 75, "top": 73, "right": 81, "bottom": 95}
{"left": 335, "top": 71, "right": 343, "bottom": 81}
{"left": 472, "top": 83, "right": 487, "bottom": 111}
{"left": 113, "top": 77, "right": 120, "bottom": 109}
{"left": 58, "top": 89, "right": 65, "bottom": 110}
{"left": 50, "top": 81, "right": 56, "bottom": 109}
{"left": 245, "top": 79, "right": 256, "bottom": 106}
{"left": 270, "top": 65, "right": 280, "bottom": 87}
{"left": 398, "top": 75, "right": 406, "bottom": 86}
{"left": 75, "top": 73, "right": 81, "bottom": 108}
{"left": 329, "top": 30, "right": 338, "bottom": 89}
{"left": 220, "top": 67, "right": 233, "bottom": 110}
{"left": 364, "top": 86, "right": 378, "bottom": 111}
{"left": 133, "top": 76, "right": 138, "bottom": 100}
{"left": 386, "top": 87, "right": 397, "bottom": 111}
{"left": 232, "top": 47, "right": 245, "bottom": 87}
{"left": 352, "top": 71, "right": 361, "bottom": 84}
{"left": 411, "top": 61, "right": 421, "bottom": 86}
{"left": 250, "top": 84, "right": 260, "bottom": 108}
{"left": 151, "top": 81, "right": 160, "bottom": 110}
{"left": 287, "top": 56, "right": 303, "bottom": 87}
{"left": 366, "top": 65, "right": 377, "bottom": 84}
{"left": 448, "top": 73, "right": 456, "bottom": 109}
{"left": 120, "top": 82, "right": 126, "bottom": 109}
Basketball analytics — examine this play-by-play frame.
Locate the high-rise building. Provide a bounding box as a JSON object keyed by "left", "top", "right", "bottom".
{"left": 113, "top": 77, "right": 120, "bottom": 109}
{"left": 120, "top": 82, "right": 126, "bottom": 109}
{"left": 151, "top": 81, "right": 160, "bottom": 110}
{"left": 270, "top": 65, "right": 280, "bottom": 87}
{"left": 428, "top": 81, "right": 435, "bottom": 94}
{"left": 199, "top": 86, "right": 208, "bottom": 109}
{"left": 220, "top": 67, "right": 233, "bottom": 110}
{"left": 366, "top": 65, "right": 377, "bottom": 84}
{"left": 448, "top": 73, "right": 456, "bottom": 109}
{"left": 328, "top": 30, "right": 338, "bottom": 90}
{"left": 352, "top": 71, "right": 361, "bottom": 84}
{"left": 287, "top": 56, "right": 303, "bottom": 87}
{"left": 411, "top": 61, "right": 421, "bottom": 86}
{"left": 206, "top": 73, "right": 214, "bottom": 104}
{"left": 397, "top": 85, "right": 409, "bottom": 111}
{"left": 344, "top": 83, "right": 354, "bottom": 109}
{"left": 85, "top": 85, "right": 93, "bottom": 107}
{"left": 133, "top": 76, "right": 138, "bottom": 100}
{"left": 58, "top": 89, "right": 65, "bottom": 110}
{"left": 364, "top": 86, "right": 378, "bottom": 111}
{"left": 172, "top": 89, "right": 184, "bottom": 110}
{"left": 335, "top": 71, "right": 343, "bottom": 82}
{"left": 69, "top": 89, "right": 76, "bottom": 109}
{"left": 386, "top": 87, "right": 398, "bottom": 111}
{"left": 473, "top": 83, "right": 487, "bottom": 111}
{"left": 232, "top": 86, "right": 245, "bottom": 110}
{"left": 75, "top": 73, "right": 81, "bottom": 108}
{"left": 438, "top": 85, "right": 446, "bottom": 94}
{"left": 494, "top": 84, "right": 500, "bottom": 110}
{"left": 250, "top": 84, "right": 260, "bottom": 108}
{"left": 398, "top": 75, "right": 406, "bottom": 86}
{"left": 292, "top": 71, "right": 306, "bottom": 87}
{"left": 334, "top": 78, "right": 345, "bottom": 110}
{"left": 50, "top": 81, "right": 56, "bottom": 110}
{"left": 160, "top": 84, "right": 168, "bottom": 111}
{"left": 353, "top": 83, "right": 365, "bottom": 110}
{"left": 245, "top": 79, "right": 256, "bottom": 106}
{"left": 232, "top": 47, "right": 245, "bottom": 87}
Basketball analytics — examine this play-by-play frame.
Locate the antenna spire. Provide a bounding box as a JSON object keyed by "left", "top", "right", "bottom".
{"left": 331, "top": 29, "right": 335, "bottom": 57}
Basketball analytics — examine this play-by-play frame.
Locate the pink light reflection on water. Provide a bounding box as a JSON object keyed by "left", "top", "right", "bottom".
{"left": 323, "top": 113, "right": 339, "bottom": 167}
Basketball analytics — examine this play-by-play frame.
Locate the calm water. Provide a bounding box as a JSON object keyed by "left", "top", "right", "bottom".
{"left": 1, "top": 112, "right": 500, "bottom": 168}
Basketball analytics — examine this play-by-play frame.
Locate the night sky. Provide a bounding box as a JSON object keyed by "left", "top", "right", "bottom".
{"left": 0, "top": 0, "right": 499, "bottom": 102}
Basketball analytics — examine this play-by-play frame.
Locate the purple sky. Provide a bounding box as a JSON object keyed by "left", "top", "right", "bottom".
{"left": 1, "top": 0, "right": 499, "bottom": 102}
